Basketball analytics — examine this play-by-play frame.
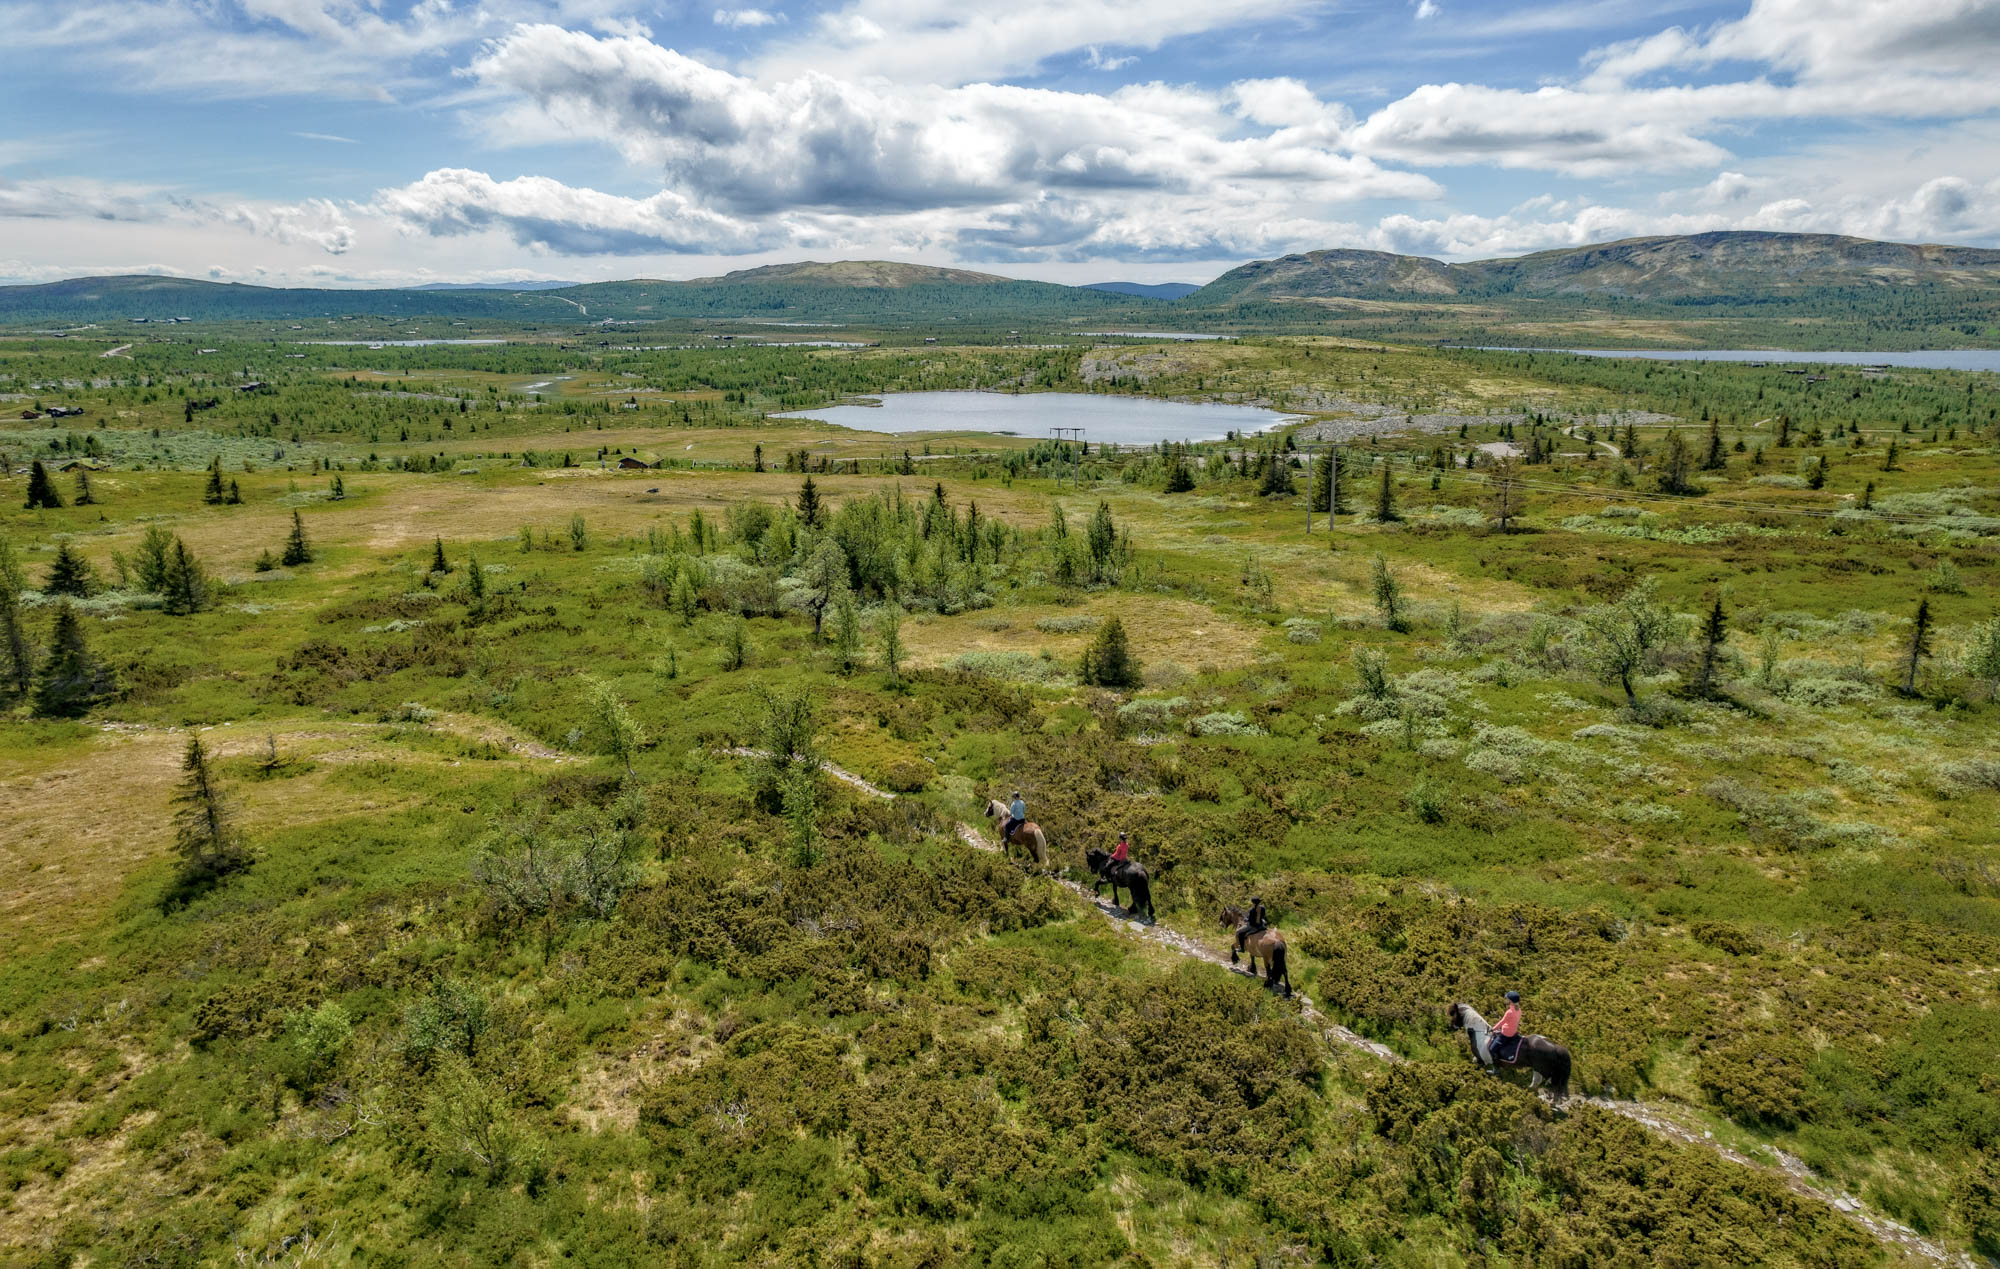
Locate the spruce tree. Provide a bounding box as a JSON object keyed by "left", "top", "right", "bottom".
{"left": 0, "top": 539, "right": 32, "bottom": 703}
{"left": 753, "top": 443, "right": 765, "bottom": 473}
{"left": 74, "top": 469, "right": 96, "bottom": 506}
{"left": 160, "top": 538, "right": 210, "bottom": 616}
{"left": 23, "top": 461, "right": 63, "bottom": 510}
{"left": 881, "top": 605, "right": 904, "bottom": 687}
{"left": 1701, "top": 420, "right": 1726, "bottom": 471}
{"left": 1807, "top": 456, "right": 1827, "bottom": 490}
{"left": 1881, "top": 439, "right": 1900, "bottom": 472}
{"left": 796, "top": 475, "right": 824, "bottom": 530}
{"left": 44, "top": 541, "right": 97, "bottom": 598}
{"left": 1692, "top": 596, "right": 1727, "bottom": 698}
{"left": 430, "top": 536, "right": 451, "bottom": 574}
{"left": 1372, "top": 462, "right": 1400, "bottom": 522}
{"left": 329, "top": 474, "right": 345, "bottom": 500}
{"left": 204, "top": 456, "right": 226, "bottom": 505}
{"left": 1164, "top": 453, "right": 1195, "bottom": 493}
{"left": 464, "top": 552, "right": 487, "bottom": 610}
{"left": 1087, "top": 501, "right": 1118, "bottom": 580}
{"left": 1656, "top": 429, "right": 1698, "bottom": 495}
{"left": 1258, "top": 450, "right": 1295, "bottom": 496}
{"left": 33, "top": 602, "right": 114, "bottom": 717}
{"left": 135, "top": 525, "right": 173, "bottom": 592}
{"left": 171, "top": 735, "right": 249, "bottom": 887}
{"left": 1861, "top": 481, "right": 1875, "bottom": 510}
{"left": 280, "top": 511, "right": 313, "bottom": 566}
{"left": 1079, "top": 615, "right": 1141, "bottom": 688}
{"left": 1371, "top": 553, "right": 1407, "bottom": 632}
{"left": 226, "top": 479, "right": 242, "bottom": 505}
{"left": 1900, "top": 598, "right": 1932, "bottom": 696}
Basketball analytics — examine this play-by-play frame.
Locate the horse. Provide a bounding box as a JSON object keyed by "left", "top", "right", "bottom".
{"left": 982, "top": 798, "right": 1048, "bottom": 868}
{"left": 1219, "top": 906, "right": 1291, "bottom": 997}
{"left": 1082, "top": 847, "right": 1155, "bottom": 923}
{"left": 1448, "top": 1002, "right": 1572, "bottom": 1102}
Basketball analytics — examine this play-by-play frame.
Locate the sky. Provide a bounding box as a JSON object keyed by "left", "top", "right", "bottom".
{"left": 3, "top": 0, "right": 2000, "bottom": 288}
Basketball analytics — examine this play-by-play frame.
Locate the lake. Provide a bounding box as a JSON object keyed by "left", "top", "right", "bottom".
{"left": 776, "top": 391, "right": 1299, "bottom": 444}
{"left": 1478, "top": 347, "right": 2000, "bottom": 373}
{"left": 1074, "top": 330, "right": 1230, "bottom": 341}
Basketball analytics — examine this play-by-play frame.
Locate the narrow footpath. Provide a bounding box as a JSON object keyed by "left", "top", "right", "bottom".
{"left": 731, "top": 749, "right": 1968, "bottom": 1266}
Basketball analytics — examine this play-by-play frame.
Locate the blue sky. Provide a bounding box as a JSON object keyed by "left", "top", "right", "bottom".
{"left": 3, "top": 0, "right": 1999, "bottom": 286}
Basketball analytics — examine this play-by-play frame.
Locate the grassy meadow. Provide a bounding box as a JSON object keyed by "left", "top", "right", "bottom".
{"left": 1, "top": 330, "right": 1997, "bottom": 1266}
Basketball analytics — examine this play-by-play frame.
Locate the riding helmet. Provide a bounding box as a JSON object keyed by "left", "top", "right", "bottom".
{"left": 1505, "top": 990, "right": 1521, "bottom": 1002}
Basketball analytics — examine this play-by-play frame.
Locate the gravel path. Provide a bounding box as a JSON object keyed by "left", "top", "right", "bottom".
{"left": 722, "top": 750, "right": 1964, "bottom": 1265}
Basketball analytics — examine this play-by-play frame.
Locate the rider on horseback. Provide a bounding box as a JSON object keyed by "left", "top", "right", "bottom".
{"left": 1003, "top": 792, "right": 1027, "bottom": 844}
{"left": 1110, "top": 829, "right": 1131, "bottom": 864}
{"left": 1490, "top": 991, "right": 1523, "bottom": 1065}
{"left": 1235, "top": 897, "right": 1268, "bottom": 955}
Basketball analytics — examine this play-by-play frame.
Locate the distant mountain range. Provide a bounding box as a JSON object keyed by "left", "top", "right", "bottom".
{"left": 409, "top": 280, "right": 578, "bottom": 291}
{"left": 1187, "top": 232, "right": 2000, "bottom": 304}
{"left": 4, "top": 234, "right": 1998, "bottom": 345}
{"left": 1082, "top": 281, "right": 1202, "bottom": 300}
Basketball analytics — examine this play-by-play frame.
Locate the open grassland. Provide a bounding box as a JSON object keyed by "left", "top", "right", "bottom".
{"left": 1, "top": 331, "right": 1998, "bottom": 1265}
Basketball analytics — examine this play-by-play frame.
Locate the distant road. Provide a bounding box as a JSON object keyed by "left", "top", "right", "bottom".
{"left": 100, "top": 343, "right": 133, "bottom": 358}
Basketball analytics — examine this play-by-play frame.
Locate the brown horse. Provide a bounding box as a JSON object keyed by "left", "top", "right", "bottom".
{"left": 1219, "top": 906, "right": 1292, "bottom": 997}
{"left": 983, "top": 798, "right": 1048, "bottom": 867}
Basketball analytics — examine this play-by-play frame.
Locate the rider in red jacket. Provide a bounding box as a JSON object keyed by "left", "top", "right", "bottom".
{"left": 1109, "top": 830, "right": 1131, "bottom": 864}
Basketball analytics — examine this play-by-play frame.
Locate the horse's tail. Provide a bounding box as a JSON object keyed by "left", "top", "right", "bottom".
{"left": 1272, "top": 942, "right": 1291, "bottom": 998}
{"left": 1133, "top": 874, "right": 1153, "bottom": 922}
{"left": 1031, "top": 827, "right": 1049, "bottom": 868}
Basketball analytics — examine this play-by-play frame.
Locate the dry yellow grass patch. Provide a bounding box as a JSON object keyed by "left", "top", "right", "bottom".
{"left": 900, "top": 595, "right": 1269, "bottom": 673}
{"left": 0, "top": 718, "right": 557, "bottom": 953}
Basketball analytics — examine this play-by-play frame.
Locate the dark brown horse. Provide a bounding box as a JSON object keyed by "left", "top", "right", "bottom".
{"left": 982, "top": 798, "right": 1048, "bottom": 867}
{"left": 1448, "top": 1002, "right": 1572, "bottom": 1101}
{"left": 1219, "top": 906, "right": 1292, "bottom": 997}
{"left": 1083, "top": 847, "right": 1154, "bottom": 922}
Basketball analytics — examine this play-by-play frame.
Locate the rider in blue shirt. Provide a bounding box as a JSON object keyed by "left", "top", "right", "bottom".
{"left": 1003, "top": 792, "right": 1026, "bottom": 843}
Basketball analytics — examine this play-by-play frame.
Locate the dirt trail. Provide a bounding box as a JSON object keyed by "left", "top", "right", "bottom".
{"left": 725, "top": 749, "right": 1966, "bottom": 1266}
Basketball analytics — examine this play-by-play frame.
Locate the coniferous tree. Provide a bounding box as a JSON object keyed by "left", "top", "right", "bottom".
{"left": 1079, "top": 615, "right": 1141, "bottom": 688}
{"left": 1618, "top": 424, "right": 1639, "bottom": 459}
{"left": 73, "top": 469, "right": 96, "bottom": 506}
{"left": 1656, "top": 430, "right": 1698, "bottom": 495}
{"left": 44, "top": 541, "right": 97, "bottom": 598}
{"left": 135, "top": 526, "right": 174, "bottom": 593}
{"left": 1087, "top": 501, "right": 1118, "bottom": 580}
{"left": 160, "top": 538, "right": 210, "bottom": 616}
{"left": 1900, "top": 598, "right": 1932, "bottom": 696}
{"left": 430, "top": 537, "right": 451, "bottom": 574}
{"left": 796, "top": 475, "right": 824, "bottom": 531}
{"left": 881, "top": 605, "right": 904, "bottom": 687}
{"left": 1164, "top": 452, "right": 1195, "bottom": 493}
{"left": 1861, "top": 481, "right": 1875, "bottom": 510}
{"left": 23, "top": 461, "right": 63, "bottom": 510}
{"left": 464, "top": 552, "right": 487, "bottom": 612}
{"left": 1257, "top": 449, "right": 1295, "bottom": 496}
{"left": 204, "top": 456, "right": 227, "bottom": 505}
{"left": 1807, "top": 456, "right": 1828, "bottom": 489}
{"left": 33, "top": 602, "right": 114, "bottom": 717}
{"left": 329, "top": 474, "right": 345, "bottom": 500}
{"left": 1372, "top": 462, "right": 1400, "bottom": 522}
{"left": 1692, "top": 596, "right": 1728, "bottom": 698}
{"left": 226, "top": 479, "right": 242, "bottom": 505}
{"left": 1371, "top": 554, "right": 1407, "bottom": 632}
{"left": 1881, "top": 439, "right": 1901, "bottom": 472}
{"left": 1701, "top": 420, "right": 1727, "bottom": 471}
{"left": 753, "top": 444, "right": 765, "bottom": 472}
{"left": 171, "top": 735, "right": 249, "bottom": 888}
{"left": 0, "top": 540, "right": 32, "bottom": 703}
{"left": 280, "top": 511, "right": 313, "bottom": 566}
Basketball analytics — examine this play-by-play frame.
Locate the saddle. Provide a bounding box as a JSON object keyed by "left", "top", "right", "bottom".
{"left": 1488, "top": 1033, "right": 1523, "bottom": 1065}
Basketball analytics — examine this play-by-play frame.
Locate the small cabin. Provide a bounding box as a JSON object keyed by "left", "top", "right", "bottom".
{"left": 616, "top": 456, "right": 652, "bottom": 470}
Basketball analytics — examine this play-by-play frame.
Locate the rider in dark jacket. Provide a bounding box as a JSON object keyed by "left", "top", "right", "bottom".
{"left": 1235, "top": 897, "right": 1269, "bottom": 954}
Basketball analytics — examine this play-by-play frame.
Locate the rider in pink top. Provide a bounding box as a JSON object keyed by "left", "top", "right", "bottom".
{"left": 1498, "top": 991, "right": 1522, "bottom": 1038}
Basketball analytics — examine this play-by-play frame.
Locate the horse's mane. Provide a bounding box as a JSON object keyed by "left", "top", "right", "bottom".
{"left": 1453, "top": 1002, "right": 1488, "bottom": 1030}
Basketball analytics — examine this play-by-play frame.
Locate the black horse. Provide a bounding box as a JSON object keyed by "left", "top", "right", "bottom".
{"left": 1083, "top": 847, "right": 1155, "bottom": 922}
